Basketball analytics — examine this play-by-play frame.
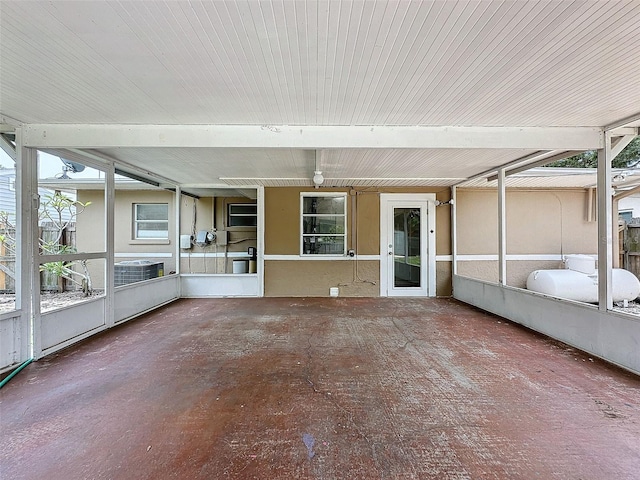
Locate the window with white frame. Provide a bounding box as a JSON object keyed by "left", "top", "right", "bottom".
{"left": 228, "top": 203, "right": 257, "bottom": 227}
{"left": 301, "top": 193, "right": 347, "bottom": 255}
{"left": 133, "top": 203, "right": 169, "bottom": 239}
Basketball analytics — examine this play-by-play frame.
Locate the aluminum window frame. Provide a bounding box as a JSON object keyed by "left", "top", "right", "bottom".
{"left": 300, "top": 192, "right": 347, "bottom": 257}
{"left": 133, "top": 203, "right": 169, "bottom": 240}
{"left": 227, "top": 202, "right": 257, "bottom": 227}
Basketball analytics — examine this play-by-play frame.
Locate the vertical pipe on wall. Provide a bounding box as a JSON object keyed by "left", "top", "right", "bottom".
{"left": 497, "top": 168, "right": 507, "bottom": 285}
{"left": 597, "top": 131, "right": 613, "bottom": 311}
{"left": 586, "top": 187, "right": 595, "bottom": 222}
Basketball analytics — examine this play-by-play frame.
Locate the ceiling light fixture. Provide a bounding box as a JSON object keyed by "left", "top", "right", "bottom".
{"left": 313, "top": 170, "right": 324, "bottom": 187}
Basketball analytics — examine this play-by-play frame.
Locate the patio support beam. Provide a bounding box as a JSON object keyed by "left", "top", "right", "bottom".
{"left": 497, "top": 168, "right": 507, "bottom": 285}
{"left": 597, "top": 132, "right": 613, "bottom": 311}
{"left": 486, "top": 150, "right": 582, "bottom": 181}
{"left": 614, "top": 184, "right": 640, "bottom": 201}
{"left": 22, "top": 124, "right": 603, "bottom": 150}
{"left": 0, "top": 133, "right": 16, "bottom": 161}
{"left": 605, "top": 111, "right": 640, "bottom": 131}
{"left": 611, "top": 135, "right": 636, "bottom": 160}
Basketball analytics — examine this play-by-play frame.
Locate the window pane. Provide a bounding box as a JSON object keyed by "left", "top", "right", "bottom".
{"left": 136, "top": 204, "right": 168, "bottom": 221}
{"left": 302, "top": 236, "right": 345, "bottom": 255}
{"left": 229, "top": 216, "right": 257, "bottom": 227}
{"left": 136, "top": 223, "right": 168, "bottom": 238}
{"left": 303, "top": 216, "right": 345, "bottom": 234}
{"left": 393, "top": 207, "right": 421, "bottom": 288}
{"left": 303, "top": 196, "right": 345, "bottom": 215}
{"left": 229, "top": 204, "right": 257, "bottom": 215}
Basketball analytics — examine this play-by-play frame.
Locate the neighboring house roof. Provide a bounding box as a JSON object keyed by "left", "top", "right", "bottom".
{"left": 0, "top": 169, "right": 75, "bottom": 223}
{"left": 38, "top": 177, "right": 255, "bottom": 199}
{"left": 460, "top": 167, "right": 640, "bottom": 193}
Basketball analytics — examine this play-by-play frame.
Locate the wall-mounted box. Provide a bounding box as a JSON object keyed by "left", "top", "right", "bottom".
{"left": 180, "top": 234, "right": 192, "bottom": 249}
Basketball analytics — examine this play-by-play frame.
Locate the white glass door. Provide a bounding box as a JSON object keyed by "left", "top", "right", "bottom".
{"left": 380, "top": 194, "right": 436, "bottom": 297}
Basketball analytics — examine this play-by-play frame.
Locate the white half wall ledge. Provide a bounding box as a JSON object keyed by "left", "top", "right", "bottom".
{"left": 22, "top": 124, "right": 604, "bottom": 150}
{"left": 453, "top": 275, "right": 640, "bottom": 376}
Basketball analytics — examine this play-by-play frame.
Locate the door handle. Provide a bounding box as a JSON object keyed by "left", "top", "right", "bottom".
{"left": 388, "top": 251, "right": 393, "bottom": 255}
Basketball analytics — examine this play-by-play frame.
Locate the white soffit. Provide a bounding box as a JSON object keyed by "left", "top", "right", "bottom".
{"left": 2, "top": 1, "right": 640, "bottom": 186}
{"left": 84, "top": 147, "right": 541, "bottom": 187}
{"left": 2, "top": 1, "right": 640, "bottom": 127}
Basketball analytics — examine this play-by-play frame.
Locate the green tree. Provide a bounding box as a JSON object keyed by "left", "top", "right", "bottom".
{"left": 544, "top": 137, "right": 640, "bottom": 168}
{"left": 0, "top": 191, "right": 93, "bottom": 294}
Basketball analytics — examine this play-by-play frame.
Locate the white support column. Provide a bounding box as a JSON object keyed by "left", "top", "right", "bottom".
{"left": 451, "top": 186, "right": 458, "bottom": 276}
{"left": 597, "top": 132, "right": 613, "bottom": 311}
{"left": 15, "top": 129, "right": 35, "bottom": 361}
{"left": 497, "top": 168, "right": 507, "bottom": 285}
{"left": 17, "top": 133, "right": 41, "bottom": 358}
{"left": 257, "top": 186, "right": 265, "bottom": 297}
{"left": 105, "top": 163, "right": 115, "bottom": 327}
{"left": 175, "top": 186, "right": 182, "bottom": 280}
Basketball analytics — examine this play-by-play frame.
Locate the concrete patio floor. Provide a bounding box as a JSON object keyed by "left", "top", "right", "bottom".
{"left": 1, "top": 297, "right": 639, "bottom": 479}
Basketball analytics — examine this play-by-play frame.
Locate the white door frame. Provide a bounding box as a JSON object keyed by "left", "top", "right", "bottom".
{"left": 380, "top": 194, "right": 436, "bottom": 297}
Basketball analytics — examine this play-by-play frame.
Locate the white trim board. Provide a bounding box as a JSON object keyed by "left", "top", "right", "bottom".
{"left": 263, "top": 254, "right": 572, "bottom": 262}
{"left": 115, "top": 252, "right": 173, "bottom": 258}
{"left": 264, "top": 255, "right": 380, "bottom": 261}
{"left": 180, "top": 252, "right": 253, "bottom": 258}
{"left": 454, "top": 254, "right": 583, "bottom": 261}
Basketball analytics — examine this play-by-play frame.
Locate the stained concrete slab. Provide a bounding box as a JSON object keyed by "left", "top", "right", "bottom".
{"left": 1, "top": 298, "right": 639, "bottom": 479}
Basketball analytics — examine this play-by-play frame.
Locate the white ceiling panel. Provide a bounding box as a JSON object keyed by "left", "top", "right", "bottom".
{"left": 90, "top": 147, "right": 537, "bottom": 187}
{"left": 1, "top": 0, "right": 640, "bottom": 186}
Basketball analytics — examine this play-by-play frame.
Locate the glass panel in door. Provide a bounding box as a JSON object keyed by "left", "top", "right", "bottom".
{"left": 393, "top": 208, "right": 421, "bottom": 288}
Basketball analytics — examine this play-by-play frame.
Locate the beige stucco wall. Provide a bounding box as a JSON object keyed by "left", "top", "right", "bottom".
{"left": 456, "top": 188, "right": 598, "bottom": 288}
{"left": 264, "top": 187, "right": 452, "bottom": 297}
{"left": 77, "top": 190, "right": 259, "bottom": 285}
{"left": 179, "top": 195, "right": 257, "bottom": 274}
{"left": 75, "top": 185, "right": 591, "bottom": 295}
{"left": 77, "top": 190, "right": 177, "bottom": 289}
